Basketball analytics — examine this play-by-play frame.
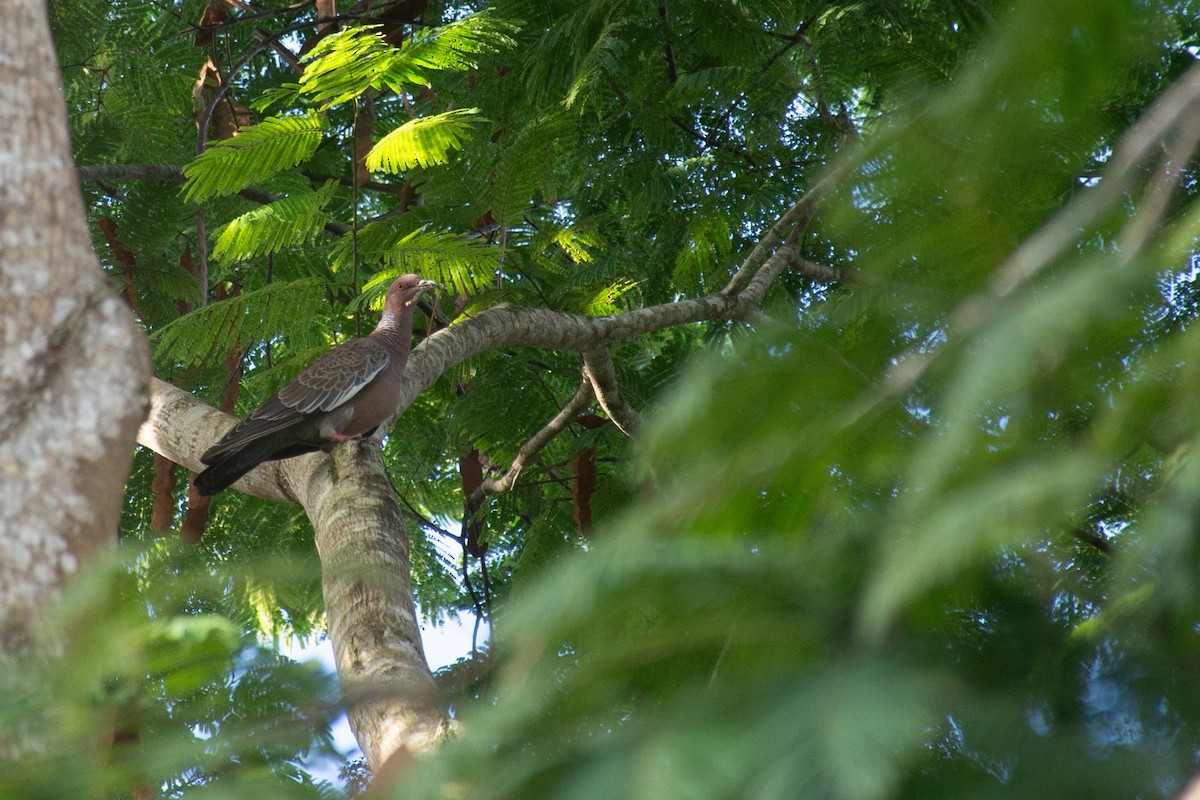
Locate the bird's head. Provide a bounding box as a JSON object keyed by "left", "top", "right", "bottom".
{"left": 389, "top": 274, "right": 439, "bottom": 307}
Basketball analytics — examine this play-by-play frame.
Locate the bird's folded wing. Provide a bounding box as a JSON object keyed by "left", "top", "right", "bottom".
{"left": 276, "top": 337, "right": 391, "bottom": 413}
{"left": 200, "top": 338, "right": 391, "bottom": 464}
{"left": 199, "top": 394, "right": 307, "bottom": 463}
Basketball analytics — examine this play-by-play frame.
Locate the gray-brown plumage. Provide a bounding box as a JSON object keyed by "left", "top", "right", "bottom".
{"left": 193, "top": 274, "right": 436, "bottom": 496}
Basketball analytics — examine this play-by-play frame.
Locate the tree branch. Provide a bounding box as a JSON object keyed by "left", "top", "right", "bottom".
{"left": 794, "top": 256, "right": 845, "bottom": 284}
{"left": 582, "top": 349, "right": 641, "bottom": 437}
{"left": 991, "top": 57, "right": 1200, "bottom": 299}
{"left": 137, "top": 198, "right": 804, "bottom": 492}
{"left": 722, "top": 174, "right": 829, "bottom": 295}
{"left": 77, "top": 163, "right": 185, "bottom": 182}
{"left": 472, "top": 379, "right": 594, "bottom": 502}
{"left": 76, "top": 163, "right": 385, "bottom": 237}
{"left": 137, "top": 379, "right": 450, "bottom": 770}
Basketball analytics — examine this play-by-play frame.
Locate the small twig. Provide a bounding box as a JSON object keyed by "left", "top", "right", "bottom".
{"left": 461, "top": 539, "right": 486, "bottom": 658}
{"left": 76, "top": 163, "right": 351, "bottom": 236}
{"left": 479, "top": 555, "right": 493, "bottom": 632}
{"left": 708, "top": 625, "right": 736, "bottom": 688}
{"left": 991, "top": 58, "right": 1200, "bottom": 299}
{"left": 659, "top": 1, "right": 678, "bottom": 85}
{"left": 196, "top": 44, "right": 268, "bottom": 149}
{"left": 1118, "top": 98, "right": 1200, "bottom": 253}
{"left": 195, "top": 207, "right": 209, "bottom": 306}
{"left": 396, "top": 493, "right": 458, "bottom": 540}
{"left": 77, "top": 163, "right": 185, "bottom": 182}
{"left": 254, "top": 26, "right": 302, "bottom": 73}
{"left": 1070, "top": 525, "right": 1114, "bottom": 556}
{"left": 669, "top": 114, "right": 757, "bottom": 165}
{"left": 762, "top": 19, "right": 812, "bottom": 73}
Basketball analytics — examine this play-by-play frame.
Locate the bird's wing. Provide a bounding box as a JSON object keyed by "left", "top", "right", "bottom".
{"left": 200, "top": 338, "right": 391, "bottom": 464}
{"left": 276, "top": 337, "right": 391, "bottom": 413}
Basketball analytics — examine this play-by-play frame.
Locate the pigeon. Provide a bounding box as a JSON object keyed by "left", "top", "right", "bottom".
{"left": 193, "top": 274, "right": 436, "bottom": 496}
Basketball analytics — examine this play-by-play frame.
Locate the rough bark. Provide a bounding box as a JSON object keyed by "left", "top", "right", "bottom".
{"left": 0, "top": 0, "right": 150, "bottom": 650}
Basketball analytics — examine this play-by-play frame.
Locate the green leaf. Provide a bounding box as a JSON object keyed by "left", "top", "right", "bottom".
{"left": 181, "top": 111, "right": 324, "bottom": 203}
{"left": 584, "top": 279, "right": 640, "bottom": 316}
{"left": 479, "top": 112, "right": 573, "bottom": 224}
{"left": 550, "top": 223, "right": 603, "bottom": 264}
{"left": 564, "top": 17, "right": 630, "bottom": 109}
{"left": 350, "top": 228, "right": 499, "bottom": 296}
{"left": 299, "top": 13, "right": 517, "bottom": 109}
{"left": 250, "top": 83, "right": 302, "bottom": 114}
{"left": 211, "top": 183, "right": 336, "bottom": 264}
{"left": 366, "top": 108, "right": 481, "bottom": 173}
{"left": 150, "top": 278, "right": 330, "bottom": 369}
{"left": 674, "top": 213, "right": 733, "bottom": 294}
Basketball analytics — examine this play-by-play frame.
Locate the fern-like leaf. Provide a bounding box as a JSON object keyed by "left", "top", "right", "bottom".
{"left": 151, "top": 278, "right": 330, "bottom": 369}
{"left": 298, "top": 26, "right": 397, "bottom": 109}
{"left": 182, "top": 111, "right": 324, "bottom": 203}
{"left": 549, "top": 222, "right": 603, "bottom": 264}
{"left": 565, "top": 17, "right": 630, "bottom": 109}
{"left": 674, "top": 213, "right": 733, "bottom": 294}
{"left": 211, "top": 184, "right": 336, "bottom": 264}
{"left": 251, "top": 83, "right": 302, "bottom": 114}
{"left": 351, "top": 229, "right": 499, "bottom": 296}
{"left": 480, "top": 112, "right": 572, "bottom": 224}
{"left": 391, "top": 12, "right": 518, "bottom": 82}
{"left": 584, "top": 278, "right": 641, "bottom": 316}
{"left": 367, "top": 108, "right": 481, "bottom": 173}
{"left": 300, "top": 13, "right": 517, "bottom": 109}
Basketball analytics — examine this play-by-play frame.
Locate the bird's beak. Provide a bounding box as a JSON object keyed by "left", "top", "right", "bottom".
{"left": 417, "top": 279, "right": 438, "bottom": 292}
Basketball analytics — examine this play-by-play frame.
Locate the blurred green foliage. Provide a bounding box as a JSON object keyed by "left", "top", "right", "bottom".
{"left": 0, "top": 544, "right": 343, "bottom": 798}
{"left": 21, "top": 0, "right": 1200, "bottom": 796}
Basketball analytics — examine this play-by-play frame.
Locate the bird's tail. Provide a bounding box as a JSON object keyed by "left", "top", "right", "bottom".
{"left": 193, "top": 442, "right": 275, "bottom": 496}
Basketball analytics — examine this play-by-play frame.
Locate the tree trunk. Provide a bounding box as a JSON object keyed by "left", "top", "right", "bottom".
{"left": 138, "top": 381, "right": 450, "bottom": 771}
{"left": 0, "top": 0, "right": 150, "bottom": 650}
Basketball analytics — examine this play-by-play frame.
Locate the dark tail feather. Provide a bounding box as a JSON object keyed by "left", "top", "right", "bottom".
{"left": 193, "top": 438, "right": 322, "bottom": 496}
{"left": 193, "top": 441, "right": 276, "bottom": 496}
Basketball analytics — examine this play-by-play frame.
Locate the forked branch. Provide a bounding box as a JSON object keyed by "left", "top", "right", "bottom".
{"left": 582, "top": 348, "right": 641, "bottom": 438}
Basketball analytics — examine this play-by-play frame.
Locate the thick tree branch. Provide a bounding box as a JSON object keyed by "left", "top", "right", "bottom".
{"left": 582, "top": 349, "right": 641, "bottom": 437}
{"left": 794, "top": 256, "right": 845, "bottom": 284}
{"left": 139, "top": 207, "right": 804, "bottom": 495}
{"left": 1, "top": 0, "right": 151, "bottom": 651}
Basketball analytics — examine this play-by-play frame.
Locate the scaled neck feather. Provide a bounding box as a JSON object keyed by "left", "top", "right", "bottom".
{"left": 372, "top": 292, "right": 417, "bottom": 352}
